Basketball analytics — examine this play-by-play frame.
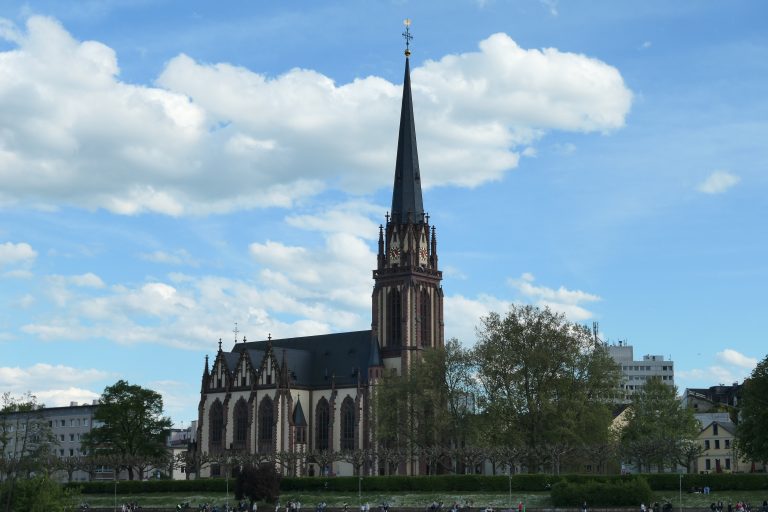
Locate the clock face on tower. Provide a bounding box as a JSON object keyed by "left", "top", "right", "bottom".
{"left": 389, "top": 246, "right": 401, "bottom": 260}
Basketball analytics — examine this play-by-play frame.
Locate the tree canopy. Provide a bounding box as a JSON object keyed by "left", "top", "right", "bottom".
{"left": 619, "top": 377, "right": 699, "bottom": 472}
{"left": 473, "top": 305, "right": 620, "bottom": 473}
{"left": 0, "top": 392, "right": 57, "bottom": 512}
{"left": 82, "top": 380, "right": 172, "bottom": 480}
{"left": 736, "top": 353, "right": 768, "bottom": 464}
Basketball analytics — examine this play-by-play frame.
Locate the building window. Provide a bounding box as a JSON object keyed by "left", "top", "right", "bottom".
{"left": 83, "top": 419, "right": 89, "bottom": 426}
{"left": 725, "top": 458, "right": 731, "bottom": 470}
{"left": 258, "top": 397, "right": 274, "bottom": 453}
{"left": 725, "top": 439, "right": 730, "bottom": 449}
{"left": 316, "top": 398, "right": 330, "bottom": 451}
{"left": 61, "top": 420, "right": 65, "bottom": 427}
{"left": 715, "top": 440, "right": 720, "bottom": 449}
{"left": 705, "top": 459, "right": 711, "bottom": 470}
{"left": 340, "top": 397, "right": 356, "bottom": 451}
{"left": 233, "top": 399, "right": 248, "bottom": 450}
{"left": 419, "top": 290, "right": 430, "bottom": 347}
{"left": 295, "top": 426, "right": 306, "bottom": 445}
{"left": 60, "top": 434, "right": 65, "bottom": 442}
{"left": 211, "top": 464, "right": 221, "bottom": 477}
{"left": 69, "top": 449, "right": 74, "bottom": 456}
{"left": 209, "top": 401, "right": 224, "bottom": 451}
{"left": 70, "top": 434, "right": 75, "bottom": 441}
{"left": 704, "top": 440, "right": 710, "bottom": 450}
{"left": 713, "top": 424, "right": 719, "bottom": 436}
{"left": 389, "top": 288, "right": 402, "bottom": 347}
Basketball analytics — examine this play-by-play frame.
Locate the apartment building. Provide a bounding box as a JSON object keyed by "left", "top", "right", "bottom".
{"left": 608, "top": 342, "right": 675, "bottom": 402}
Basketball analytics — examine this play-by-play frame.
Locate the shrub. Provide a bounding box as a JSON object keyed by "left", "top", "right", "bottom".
{"left": 551, "top": 477, "right": 653, "bottom": 507}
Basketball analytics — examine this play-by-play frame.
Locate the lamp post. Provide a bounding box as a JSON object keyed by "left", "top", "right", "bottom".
{"left": 358, "top": 475, "right": 362, "bottom": 506}
{"left": 678, "top": 471, "right": 682, "bottom": 512}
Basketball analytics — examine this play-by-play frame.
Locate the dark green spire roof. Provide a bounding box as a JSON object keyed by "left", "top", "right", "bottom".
{"left": 390, "top": 57, "right": 424, "bottom": 224}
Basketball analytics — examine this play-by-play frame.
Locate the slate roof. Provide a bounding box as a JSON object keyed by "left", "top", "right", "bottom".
{"left": 293, "top": 399, "right": 307, "bottom": 426}
{"left": 390, "top": 57, "right": 424, "bottom": 224}
{"left": 231, "top": 330, "right": 376, "bottom": 388}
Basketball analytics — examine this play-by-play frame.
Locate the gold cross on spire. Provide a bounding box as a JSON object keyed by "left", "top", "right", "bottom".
{"left": 402, "top": 19, "right": 413, "bottom": 57}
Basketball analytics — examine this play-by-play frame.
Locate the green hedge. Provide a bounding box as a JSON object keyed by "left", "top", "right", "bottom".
{"left": 551, "top": 478, "right": 653, "bottom": 507}
{"left": 641, "top": 473, "right": 768, "bottom": 491}
{"left": 67, "top": 473, "right": 768, "bottom": 495}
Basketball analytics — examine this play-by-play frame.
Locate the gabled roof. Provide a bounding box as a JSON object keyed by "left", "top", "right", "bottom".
{"left": 293, "top": 399, "right": 307, "bottom": 427}
{"left": 222, "top": 352, "right": 240, "bottom": 373}
{"left": 231, "top": 330, "right": 373, "bottom": 388}
{"left": 390, "top": 56, "right": 424, "bottom": 224}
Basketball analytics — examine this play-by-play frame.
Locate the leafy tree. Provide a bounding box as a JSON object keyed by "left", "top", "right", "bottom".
{"left": 0, "top": 392, "right": 57, "bottom": 512}
{"left": 620, "top": 377, "right": 699, "bottom": 472}
{"left": 82, "top": 380, "right": 172, "bottom": 480}
{"left": 0, "top": 473, "right": 79, "bottom": 512}
{"left": 474, "top": 305, "right": 620, "bottom": 473}
{"left": 736, "top": 353, "right": 768, "bottom": 464}
{"left": 374, "top": 339, "right": 478, "bottom": 473}
{"left": 234, "top": 463, "right": 282, "bottom": 505}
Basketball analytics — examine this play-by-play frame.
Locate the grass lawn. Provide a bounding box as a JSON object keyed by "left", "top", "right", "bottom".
{"left": 77, "top": 491, "right": 768, "bottom": 510}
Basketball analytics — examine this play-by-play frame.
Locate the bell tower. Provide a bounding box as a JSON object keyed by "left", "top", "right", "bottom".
{"left": 372, "top": 21, "right": 444, "bottom": 375}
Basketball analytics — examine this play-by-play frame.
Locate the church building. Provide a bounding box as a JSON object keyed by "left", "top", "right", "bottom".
{"left": 195, "top": 31, "right": 444, "bottom": 477}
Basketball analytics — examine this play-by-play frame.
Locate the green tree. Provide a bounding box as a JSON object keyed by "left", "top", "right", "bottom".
{"left": 82, "top": 380, "right": 172, "bottom": 480}
{"left": 474, "top": 305, "right": 620, "bottom": 473}
{"left": 374, "top": 339, "right": 478, "bottom": 474}
{"left": 736, "top": 354, "right": 768, "bottom": 464}
{"left": 0, "top": 392, "right": 57, "bottom": 512}
{"left": 620, "top": 377, "right": 699, "bottom": 472}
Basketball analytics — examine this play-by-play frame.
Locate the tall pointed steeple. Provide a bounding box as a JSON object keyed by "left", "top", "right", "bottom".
{"left": 390, "top": 35, "right": 424, "bottom": 224}
{"left": 372, "top": 20, "right": 444, "bottom": 373}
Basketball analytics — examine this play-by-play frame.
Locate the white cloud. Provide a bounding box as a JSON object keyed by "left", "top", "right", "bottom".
{"left": 0, "top": 241, "right": 37, "bottom": 266}
{"left": 68, "top": 272, "right": 105, "bottom": 288}
{"left": 444, "top": 293, "right": 512, "bottom": 344}
{"left": 0, "top": 363, "right": 107, "bottom": 407}
{"left": 716, "top": 349, "right": 757, "bottom": 369}
{"left": 697, "top": 170, "right": 740, "bottom": 194}
{"left": 140, "top": 249, "right": 198, "bottom": 266}
{"left": 508, "top": 273, "right": 600, "bottom": 321}
{"left": 0, "top": 16, "right": 632, "bottom": 215}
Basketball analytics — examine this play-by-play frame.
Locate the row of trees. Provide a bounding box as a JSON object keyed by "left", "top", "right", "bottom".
{"left": 376, "top": 304, "right": 768, "bottom": 474}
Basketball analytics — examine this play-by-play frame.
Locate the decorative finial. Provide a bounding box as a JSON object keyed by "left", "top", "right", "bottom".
{"left": 268, "top": 333, "right": 272, "bottom": 341}
{"left": 218, "top": 338, "right": 222, "bottom": 351}
{"left": 233, "top": 322, "right": 239, "bottom": 342}
{"left": 402, "top": 19, "right": 413, "bottom": 57}
{"left": 385, "top": 211, "right": 390, "bottom": 223}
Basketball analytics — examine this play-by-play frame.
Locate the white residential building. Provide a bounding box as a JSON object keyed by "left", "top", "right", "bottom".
{"left": 608, "top": 342, "right": 675, "bottom": 402}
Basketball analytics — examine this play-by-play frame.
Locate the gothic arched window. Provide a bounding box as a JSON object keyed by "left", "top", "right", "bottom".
{"left": 209, "top": 400, "right": 224, "bottom": 452}
{"left": 340, "top": 397, "right": 356, "bottom": 451}
{"left": 258, "top": 396, "right": 274, "bottom": 453}
{"left": 316, "top": 398, "right": 330, "bottom": 451}
{"left": 233, "top": 399, "right": 248, "bottom": 450}
{"left": 389, "top": 288, "right": 402, "bottom": 347}
{"left": 420, "top": 289, "right": 431, "bottom": 346}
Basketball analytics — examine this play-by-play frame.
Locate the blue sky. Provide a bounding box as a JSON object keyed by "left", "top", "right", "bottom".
{"left": 1, "top": 0, "right": 766, "bottom": 425}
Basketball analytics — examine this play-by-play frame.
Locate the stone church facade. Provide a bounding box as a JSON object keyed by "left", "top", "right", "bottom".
{"left": 195, "top": 48, "right": 443, "bottom": 477}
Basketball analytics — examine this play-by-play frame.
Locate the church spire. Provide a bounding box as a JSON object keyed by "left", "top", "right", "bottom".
{"left": 390, "top": 20, "right": 424, "bottom": 225}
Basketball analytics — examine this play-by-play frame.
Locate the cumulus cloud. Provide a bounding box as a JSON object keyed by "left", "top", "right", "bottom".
{"left": 508, "top": 272, "right": 600, "bottom": 321}
{"left": 676, "top": 349, "right": 757, "bottom": 391}
{"left": 444, "top": 293, "right": 512, "bottom": 345}
{"left": 0, "top": 241, "right": 37, "bottom": 266}
{"left": 697, "top": 170, "right": 740, "bottom": 194}
{"left": 716, "top": 349, "right": 757, "bottom": 369}
{"left": 20, "top": 204, "right": 381, "bottom": 348}
{"left": 0, "top": 16, "right": 632, "bottom": 215}
{"left": 0, "top": 363, "right": 108, "bottom": 407}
